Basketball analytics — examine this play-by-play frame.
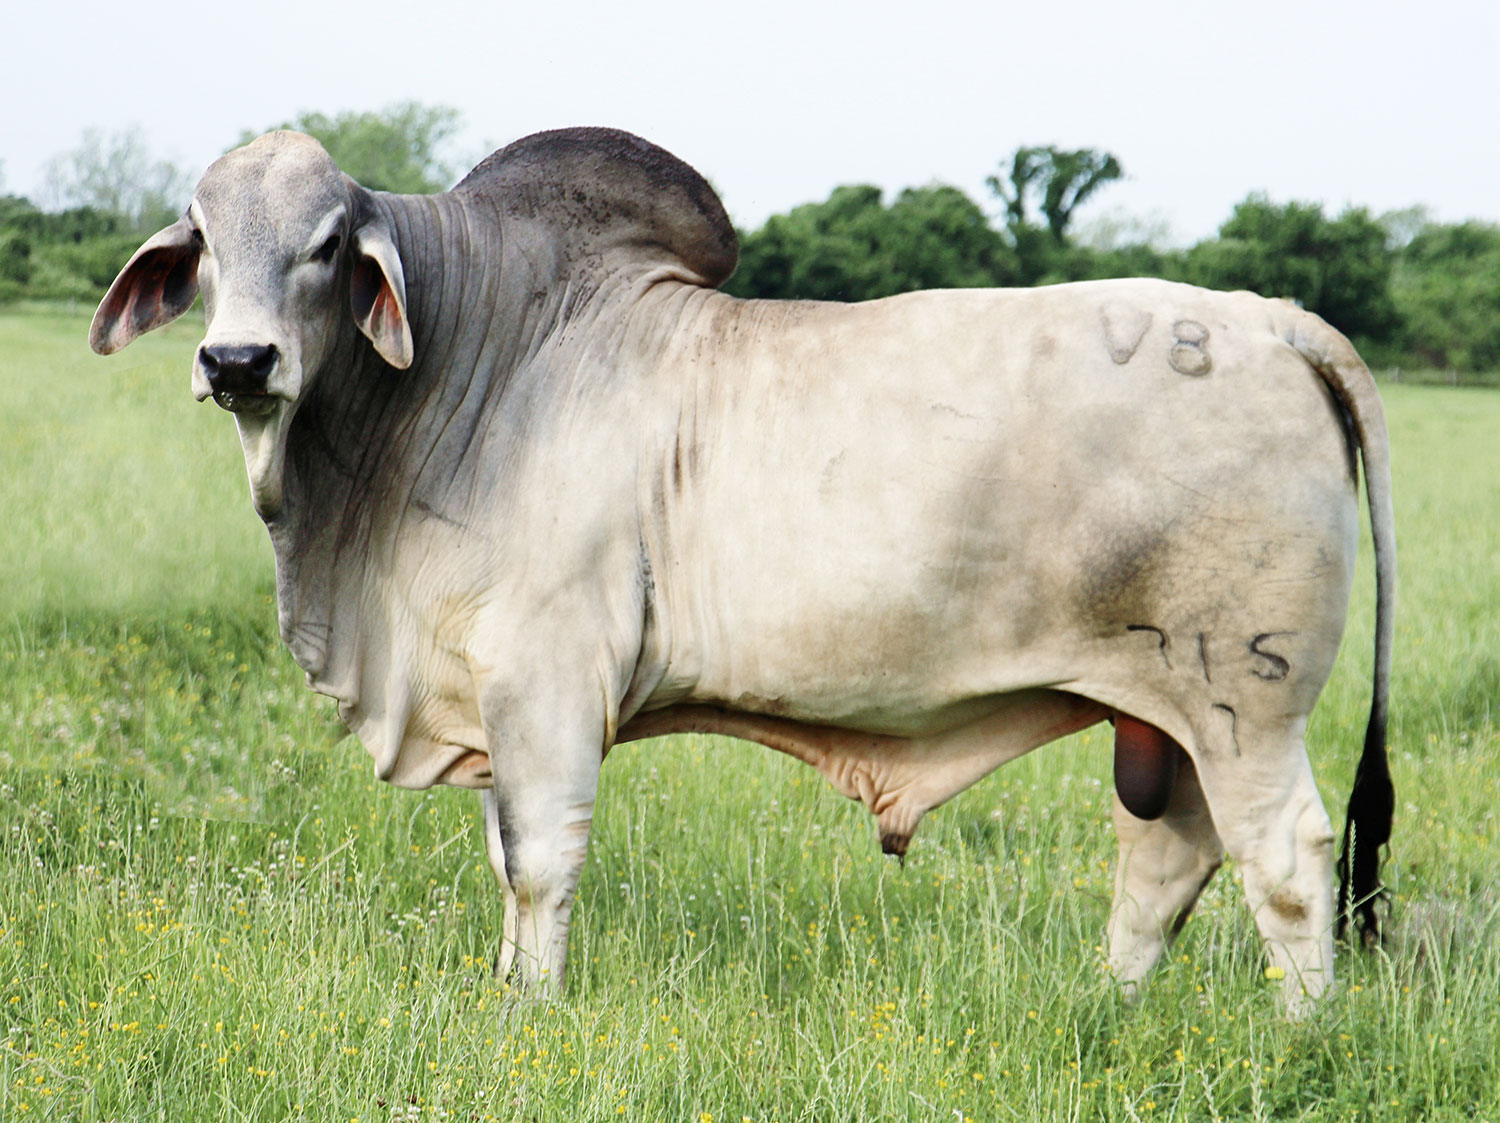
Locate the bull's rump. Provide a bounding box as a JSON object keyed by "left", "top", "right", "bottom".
{"left": 670, "top": 279, "right": 1360, "bottom": 733}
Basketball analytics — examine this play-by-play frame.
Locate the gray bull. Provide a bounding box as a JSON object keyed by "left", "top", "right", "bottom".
{"left": 91, "top": 128, "right": 1394, "bottom": 1010}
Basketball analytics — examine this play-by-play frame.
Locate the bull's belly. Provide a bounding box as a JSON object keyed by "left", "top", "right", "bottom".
{"left": 644, "top": 463, "right": 1356, "bottom": 813}
{"left": 617, "top": 687, "right": 1110, "bottom": 852}
{"left": 670, "top": 428, "right": 1358, "bottom": 750}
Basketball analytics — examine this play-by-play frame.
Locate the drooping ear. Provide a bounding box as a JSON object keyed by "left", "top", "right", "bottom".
{"left": 89, "top": 216, "right": 201, "bottom": 354}
{"left": 349, "top": 221, "right": 414, "bottom": 370}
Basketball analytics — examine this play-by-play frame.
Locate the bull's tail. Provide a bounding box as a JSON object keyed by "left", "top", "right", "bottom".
{"left": 1278, "top": 303, "right": 1396, "bottom": 945}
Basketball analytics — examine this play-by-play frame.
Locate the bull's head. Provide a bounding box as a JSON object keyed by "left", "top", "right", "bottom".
{"left": 90, "top": 131, "right": 413, "bottom": 519}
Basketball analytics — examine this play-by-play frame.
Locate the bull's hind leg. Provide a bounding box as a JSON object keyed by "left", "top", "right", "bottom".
{"left": 1191, "top": 720, "right": 1337, "bottom": 1015}
{"left": 1108, "top": 746, "right": 1223, "bottom": 995}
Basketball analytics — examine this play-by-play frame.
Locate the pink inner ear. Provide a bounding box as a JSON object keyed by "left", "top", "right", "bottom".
{"left": 97, "top": 251, "right": 170, "bottom": 351}
{"left": 352, "top": 255, "right": 400, "bottom": 347}
{"left": 372, "top": 284, "right": 397, "bottom": 340}
{"left": 125, "top": 258, "right": 170, "bottom": 333}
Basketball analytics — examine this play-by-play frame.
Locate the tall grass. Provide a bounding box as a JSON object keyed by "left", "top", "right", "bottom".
{"left": 1, "top": 308, "right": 271, "bottom": 614}
{"left": 2, "top": 305, "right": 1498, "bottom": 1120}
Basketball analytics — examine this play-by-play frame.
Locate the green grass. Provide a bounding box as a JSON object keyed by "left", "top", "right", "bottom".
{"left": 2, "top": 304, "right": 1498, "bottom": 1121}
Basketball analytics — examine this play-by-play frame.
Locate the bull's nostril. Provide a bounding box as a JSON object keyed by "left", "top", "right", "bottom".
{"left": 251, "top": 344, "right": 278, "bottom": 379}
{"left": 201, "top": 343, "right": 277, "bottom": 394}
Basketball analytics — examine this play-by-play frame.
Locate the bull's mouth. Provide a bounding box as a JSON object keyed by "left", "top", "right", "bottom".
{"left": 213, "top": 389, "right": 281, "bottom": 417}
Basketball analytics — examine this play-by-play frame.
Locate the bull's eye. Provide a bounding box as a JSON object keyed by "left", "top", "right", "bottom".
{"left": 313, "top": 234, "right": 342, "bottom": 265}
{"left": 190, "top": 227, "right": 205, "bottom": 248}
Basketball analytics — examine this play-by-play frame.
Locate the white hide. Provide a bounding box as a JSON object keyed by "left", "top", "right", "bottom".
{"left": 92, "top": 129, "right": 1394, "bottom": 1010}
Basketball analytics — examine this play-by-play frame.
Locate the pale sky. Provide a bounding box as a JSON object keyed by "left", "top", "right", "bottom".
{"left": 5, "top": 0, "right": 1497, "bottom": 244}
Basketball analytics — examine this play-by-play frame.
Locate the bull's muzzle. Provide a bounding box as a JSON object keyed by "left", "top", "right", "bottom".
{"left": 199, "top": 344, "right": 282, "bottom": 414}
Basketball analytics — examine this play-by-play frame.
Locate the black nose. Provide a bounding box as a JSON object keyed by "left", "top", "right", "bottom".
{"left": 200, "top": 344, "right": 278, "bottom": 394}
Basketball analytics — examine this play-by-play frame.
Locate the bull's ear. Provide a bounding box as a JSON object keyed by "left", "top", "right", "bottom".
{"left": 350, "top": 221, "right": 414, "bottom": 370}
{"left": 89, "top": 217, "right": 201, "bottom": 354}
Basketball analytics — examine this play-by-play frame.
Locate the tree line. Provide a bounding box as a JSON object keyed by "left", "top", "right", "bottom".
{"left": 721, "top": 151, "right": 1498, "bottom": 376}
{"left": 2, "top": 105, "right": 1496, "bottom": 376}
{"left": 0, "top": 105, "right": 459, "bottom": 308}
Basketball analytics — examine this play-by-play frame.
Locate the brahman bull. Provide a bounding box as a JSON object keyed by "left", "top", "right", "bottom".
{"left": 91, "top": 128, "right": 1394, "bottom": 1011}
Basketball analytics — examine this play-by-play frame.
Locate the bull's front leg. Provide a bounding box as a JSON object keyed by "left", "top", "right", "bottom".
{"left": 478, "top": 789, "right": 520, "bottom": 980}
{"left": 476, "top": 676, "right": 606, "bottom": 996}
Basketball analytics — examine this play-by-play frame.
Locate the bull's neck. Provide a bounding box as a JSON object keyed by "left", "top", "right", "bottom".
{"left": 310, "top": 191, "right": 502, "bottom": 451}
{"left": 285, "top": 189, "right": 597, "bottom": 493}
{"left": 262, "top": 188, "right": 628, "bottom": 689}
{"left": 266, "top": 190, "right": 507, "bottom": 685}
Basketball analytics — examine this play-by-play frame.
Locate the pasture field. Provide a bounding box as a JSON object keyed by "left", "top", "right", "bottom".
{"left": 2, "top": 304, "right": 1499, "bottom": 1122}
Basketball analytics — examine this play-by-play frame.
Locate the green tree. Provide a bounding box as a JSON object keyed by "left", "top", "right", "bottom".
{"left": 0, "top": 196, "right": 139, "bottom": 303}
{"left": 1058, "top": 208, "right": 1188, "bottom": 285}
{"left": 1055, "top": 240, "right": 1189, "bottom": 286}
{"left": 1389, "top": 221, "right": 1500, "bottom": 371}
{"left": 986, "top": 146, "right": 1123, "bottom": 283}
{"left": 881, "top": 185, "right": 1020, "bottom": 291}
{"left": 1185, "top": 194, "right": 1397, "bottom": 342}
{"left": 0, "top": 229, "right": 30, "bottom": 301}
{"left": 725, "top": 183, "right": 1016, "bottom": 301}
{"left": 0, "top": 193, "right": 40, "bottom": 229}
{"left": 41, "top": 127, "right": 191, "bottom": 230}
{"left": 246, "top": 102, "right": 463, "bottom": 194}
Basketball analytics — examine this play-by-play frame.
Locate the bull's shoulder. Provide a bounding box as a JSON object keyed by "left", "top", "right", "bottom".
{"left": 453, "top": 127, "right": 738, "bottom": 288}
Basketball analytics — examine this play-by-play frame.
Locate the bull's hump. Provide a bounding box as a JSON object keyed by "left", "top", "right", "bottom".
{"left": 454, "top": 127, "right": 738, "bottom": 288}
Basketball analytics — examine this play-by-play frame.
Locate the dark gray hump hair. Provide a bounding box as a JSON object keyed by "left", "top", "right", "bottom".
{"left": 456, "top": 127, "right": 738, "bottom": 288}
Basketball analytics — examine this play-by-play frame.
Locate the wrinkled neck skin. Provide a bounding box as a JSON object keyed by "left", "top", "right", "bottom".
{"left": 263, "top": 188, "right": 635, "bottom": 727}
